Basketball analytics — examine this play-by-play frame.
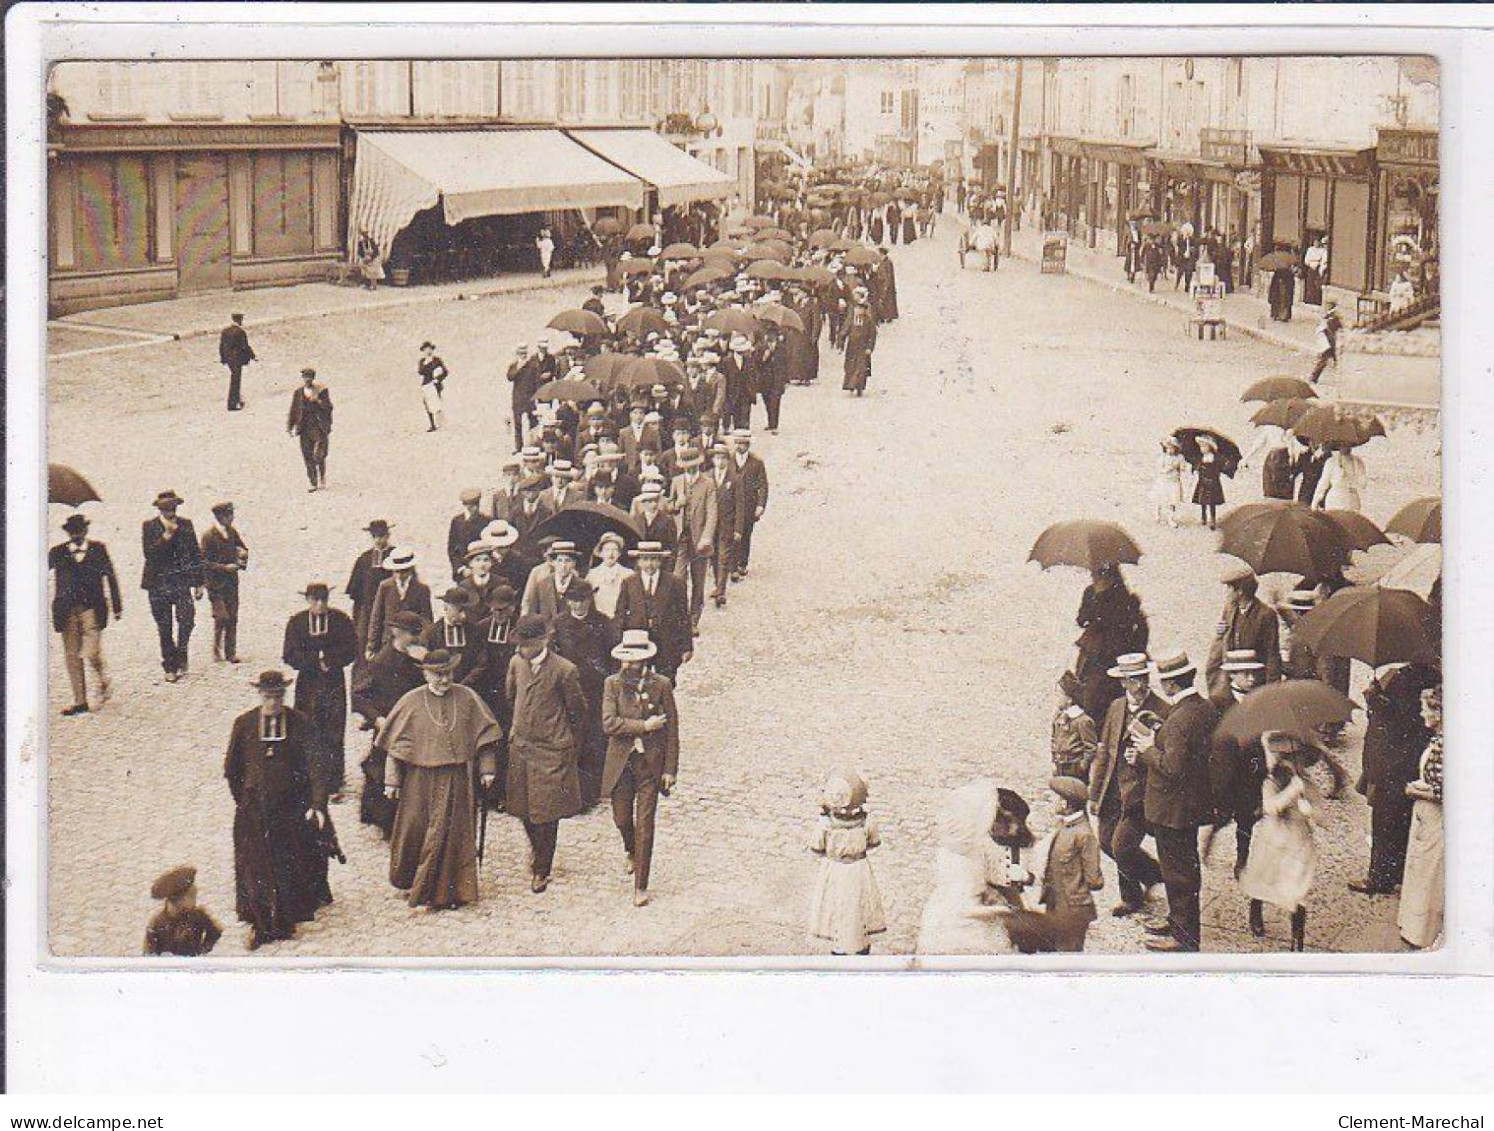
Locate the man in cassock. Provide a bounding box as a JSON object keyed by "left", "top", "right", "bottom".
{"left": 841, "top": 286, "right": 878, "bottom": 396}
{"left": 872, "top": 249, "right": 899, "bottom": 323}
{"left": 224, "top": 669, "right": 330, "bottom": 950}
{"left": 421, "top": 586, "right": 488, "bottom": 685}
{"left": 550, "top": 578, "right": 619, "bottom": 809}
{"left": 351, "top": 611, "right": 427, "bottom": 837}
{"left": 282, "top": 582, "right": 357, "bottom": 798}
{"left": 381, "top": 650, "right": 501, "bottom": 911}
{"left": 505, "top": 614, "right": 588, "bottom": 892}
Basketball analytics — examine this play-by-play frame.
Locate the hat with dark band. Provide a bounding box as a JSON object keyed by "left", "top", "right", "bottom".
{"left": 363, "top": 519, "right": 393, "bottom": 536}
{"left": 1151, "top": 649, "right": 1198, "bottom": 680}
{"left": 300, "top": 582, "right": 330, "bottom": 600}
{"left": 153, "top": 490, "right": 184, "bottom": 509}
{"left": 1107, "top": 652, "right": 1151, "bottom": 680}
{"left": 250, "top": 669, "right": 294, "bottom": 691}
{"left": 390, "top": 611, "right": 426, "bottom": 635}
{"left": 628, "top": 540, "right": 671, "bottom": 559}
{"left": 611, "top": 628, "right": 658, "bottom": 662}
{"left": 515, "top": 614, "right": 550, "bottom": 641}
{"left": 1221, "top": 648, "right": 1265, "bottom": 672}
{"left": 62, "top": 513, "right": 90, "bottom": 535}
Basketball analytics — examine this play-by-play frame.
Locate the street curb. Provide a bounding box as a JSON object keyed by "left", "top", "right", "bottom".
{"left": 1005, "top": 243, "right": 1316, "bottom": 356}
{"left": 54, "top": 267, "right": 607, "bottom": 348}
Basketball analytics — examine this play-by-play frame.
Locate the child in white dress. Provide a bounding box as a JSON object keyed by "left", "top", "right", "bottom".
{"left": 1152, "top": 436, "right": 1187, "bottom": 527}
{"left": 807, "top": 771, "right": 886, "bottom": 955}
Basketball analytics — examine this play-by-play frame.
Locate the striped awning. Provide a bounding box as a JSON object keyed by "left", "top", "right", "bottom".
{"left": 1258, "top": 145, "right": 1376, "bottom": 179}
{"left": 567, "top": 128, "right": 734, "bottom": 207}
{"left": 348, "top": 129, "right": 645, "bottom": 261}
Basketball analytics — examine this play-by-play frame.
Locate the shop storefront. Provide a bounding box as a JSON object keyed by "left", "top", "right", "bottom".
{"left": 1259, "top": 144, "right": 1377, "bottom": 295}
{"left": 1146, "top": 129, "right": 1260, "bottom": 243}
{"left": 1078, "top": 138, "right": 1152, "bottom": 255}
{"left": 1374, "top": 128, "right": 1438, "bottom": 294}
{"left": 48, "top": 122, "right": 343, "bottom": 316}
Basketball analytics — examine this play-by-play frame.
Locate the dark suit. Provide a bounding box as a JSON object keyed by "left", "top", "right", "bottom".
{"left": 1359, "top": 663, "right": 1439, "bottom": 890}
{"left": 731, "top": 452, "right": 769, "bottom": 571}
{"left": 619, "top": 423, "right": 663, "bottom": 474}
{"left": 1209, "top": 687, "right": 1267, "bottom": 872}
{"left": 219, "top": 323, "right": 254, "bottom": 409}
{"left": 201, "top": 524, "right": 248, "bottom": 660}
{"left": 365, "top": 576, "right": 433, "bottom": 659}
{"left": 345, "top": 547, "right": 390, "bottom": 659}
{"left": 283, "top": 608, "right": 357, "bottom": 792}
{"left": 49, "top": 539, "right": 122, "bottom": 706}
{"left": 141, "top": 515, "right": 204, "bottom": 674}
{"left": 447, "top": 509, "right": 489, "bottom": 579}
{"left": 612, "top": 572, "right": 691, "bottom": 681}
{"left": 350, "top": 643, "right": 423, "bottom": 835}
{"left": 287, "top": 384, "right": 333, "bottom": 487}
{"left": 601, "top": 671, "right": 680, "bottom": 891}
{"left": 670, "top": 472, "right": 718, "bottom": 626}
{"left": 508, "top": 497, "right": 554, "bottom": 545}
{"left": 508, "top": 357, "right": 541, "bottom": 448}
{"left": 1138, "top": 689, "right": 1220, "bottom": 950}
{"left": 1089, "top": 690, "right": 1169, "bottom": 907}
{"left": 707, "top": 467, "right": 746, "bottom": 600}
{"left": 1205, "top": 594, "right": 1282, "bottom": 699}
{"left": 552, "top": 609, "right": 621, "bottom": 807}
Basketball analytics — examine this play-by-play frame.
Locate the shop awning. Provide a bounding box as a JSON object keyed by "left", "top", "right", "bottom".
{"left": 567, "top": 128, "right": 734, "bottom": 207}
{"left": 348, "top": 128, "right": 645, "bottom": 261}
{"left": 1257, "top": 144, "right": 1376, "bottom": 179}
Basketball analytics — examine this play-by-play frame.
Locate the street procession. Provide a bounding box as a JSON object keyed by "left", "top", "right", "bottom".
{"left": 40, "top": 57, "right": 1443, "bottom": 962}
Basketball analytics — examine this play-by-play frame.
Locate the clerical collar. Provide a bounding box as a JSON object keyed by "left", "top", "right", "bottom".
{"left": 1060, "top": 810, "right": 1087, "bottom": 827}
{"left": 259, "top": 711, "right": 286, "bottom": 743}
{"left": 309, "top": 612, "right": 328, "bottom": 636}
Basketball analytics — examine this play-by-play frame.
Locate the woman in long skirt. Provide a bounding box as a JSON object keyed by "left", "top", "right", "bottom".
{"left": 841, "top": 287, "right": 877, "bottom": 396}
{"left": 1311, "top": 445, "right": 1368, "bottom": 512}
{"left": 1239, "top": 733, "right": 1318, "bottom": 951}
{"left": 1399, "top": 686, "right": 1444, "bottom": 949}
{"left": 418, "top": 341, "right": 448, "bottom": 432}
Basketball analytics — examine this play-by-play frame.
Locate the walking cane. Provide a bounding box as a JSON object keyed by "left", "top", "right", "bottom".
{"left": 477, "top": 793, "right": 490, "bottom": 865}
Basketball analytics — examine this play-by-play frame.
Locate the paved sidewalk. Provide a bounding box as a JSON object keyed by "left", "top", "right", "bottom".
{"left": 48, "top": 265, "right": 604, "bottom": 357}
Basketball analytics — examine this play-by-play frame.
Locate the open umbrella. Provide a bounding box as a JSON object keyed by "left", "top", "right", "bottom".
{"left": 1140, "top": 221, "right": 1176, "bottom": 237}
{"left": 534, "top": 377, "right": 603, "bottom": 403}
{"left": 593, "top": 216, "right": 625, "bottom": 237}
{"left": 1324, "top": 510, "right": 1389, "bottom": 552}
{"left": 1028, "top": 519, "right": 1142, "bottom": 572}
{"left": 799, "top": 265, "right": 837, "bottom": 289}
{"left": 708, "top": 238, "right": 746, "bottom": 252}
{"left": 1291, "top": 585, "right": 1438, "bottom": 667}
{"left": 753, "top": 238, "right": 794, "bottom": 258}
{"left": 625, "top": 223, "right": 657, "bottom": 243}
{"left": 48, "top": 463, "right": 101, "bottom": 506}
{"left": 1214, "top": 680, "right": 1357, "bottom": 746}
{"left": 1344, "top": 540, "right": 1442, "bottom": 599}
{"left": 658, "top": 242, "right": 700, "bottom": 261}
{"left": 1172, "top": 427, "right": 1242, "bottom": 478}
{"left": 582, "top": 352, "right": 633, "bottom": 388}
{"left": 843, "top": 245, "right": 881, "bottom": 268}
{"left": 619, "top": 356, "right": 686, "bottom": 390}
{"left": 1386, "top": 497, "right": 1441, "bottom": 544}
{"left": 533, "top": 502, "right": 643, "bottom": 563}
{"left": 745, "top": 260, "right": 794, "bottom": 282}
{"left": 1217, "top": 502, "right": 1352, "bottom": 579}
{"left": 619, "top": 258, "right": 656, "bottom": 276}
{"left": 753, "top": 304, "right": 805, "bottom": 333}
{"left": 740, "top": 245, "right": 787, "bottom": 263}
{"left": 616, "top": 306, "right": 672, "bottom": 338}
{"left": 741, "top": 216, "right": 775, "bottom": 230}
{"left": 685, "top": 265, "right": 735, "bottom": 290}
{"left": 547, "top": 309, "right": 609, "bottom": 337}
{"left": 1250, "top": 397, "right": 1316, "bottom": 430}
{"left": 759, "top": 227, "right": 794, "bottom": 242}
{"left": 1256, "top": 250, "right": 1300, "bottom": 272}
{"left": 703, "top": 308, "right": 762, "bottom": 339}
{"left": 1241, "top": 376, "right": 1318, "bottom": 404}
{"left": 1293, "top": 405, "right": 1386, "bottom": 449}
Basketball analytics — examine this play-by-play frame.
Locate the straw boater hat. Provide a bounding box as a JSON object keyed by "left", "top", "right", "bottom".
{"left": 383, "top": 546, "right": 417, "bottom": 571}
{"left": 480, "top": 519, "right": 519, "bottom": 548}
{"left": 729, "top": 335, "right": 751, "bottom": 353}
{"left": 1107, "top": 652, "right": 1150, "bottom": 679}
{"left": 676, "top": 447, "right": 704, "bottom": 470}
{"left": 611, "top": 628, "right": 658, "bottom": 662}
{"left": 1151, "top": 649, "right": 1198, "bottom": 680}
{"left": 500, "top": 454, "right": 522, "bottom": 472}
{"left": 1221, "top": 648, "right": 1265, "bottom": 672}
{"left": 731, "top": 428, "right": 753, "bottom": 443}
{"left": 628, "top": 540, "right": 671, "bottom": 559}
{"left": 637, "top": 482, "right": 664, "bottom": 501}
{"left": 549, "top": 459, "right": 575, "bottom": 477}
{"left": 545, "top": 540, "right": 579, "bottom": 560}
{"left": 520, "top": 445, "right": 545, "bottom": 462}
{"left": 1284, "top": 588, "right": 1319, "bottom": 613}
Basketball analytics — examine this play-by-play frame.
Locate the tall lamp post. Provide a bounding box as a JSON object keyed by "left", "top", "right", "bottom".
{"left": 1002, "top": 58, "right": 1023, "bottom": 256}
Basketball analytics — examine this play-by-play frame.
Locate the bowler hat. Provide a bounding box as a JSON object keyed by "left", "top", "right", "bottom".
{"left": 389, "top": 611, "right": 426, "bottom": 635}
{"left": 488, "top": 582, "right": 518, "bottom": 606}
{"left": 515, "top": 614, "right": 550, "bottom": 641}
{"left": 442, "top": 586, "right": 474, "bottom": 607}
{"left": 150, "top": 865, "right": 197, "bottom": 901}
{"left": 300, "top": 582, "right": 330, "bottom": 600}
{"left": 363, "top": 519, "right": 393, "bottom": 536}
{"left": 563, "top": 578, "right": 595, "bottom": 602}
{"left": 153, "top": 490, "right": 184, "bottom": 509}
{"left": 62, "top": 513, "right": 90, "bottom": 535}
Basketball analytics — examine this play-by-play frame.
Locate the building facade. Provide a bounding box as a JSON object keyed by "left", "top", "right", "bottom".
{"left": 47, "top": 59, "right": 764, "bottom": 315}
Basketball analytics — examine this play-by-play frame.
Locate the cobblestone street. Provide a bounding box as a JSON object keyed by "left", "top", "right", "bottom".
{"left": 45, "top": 216, "right": 1439, "bottom": 960}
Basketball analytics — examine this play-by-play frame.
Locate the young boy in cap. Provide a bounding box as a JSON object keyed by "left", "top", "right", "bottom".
{"left": 1051, "top": 670, "right": 1099, "bottom": 780}
{"left": 143, "top": 865, "right": 223, "bottom": 957}
{"left": 1037, "top": 776, "right": 1105, "bottom": 952}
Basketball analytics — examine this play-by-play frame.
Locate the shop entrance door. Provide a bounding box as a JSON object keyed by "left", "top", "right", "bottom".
{"left": 175, "top": 154, "right": 232, "bottom": 293}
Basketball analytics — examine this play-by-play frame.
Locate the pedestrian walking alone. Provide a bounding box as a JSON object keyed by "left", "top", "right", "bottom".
{"left": 218, "top": 312, "right": 255, "bottom": 411}
{"left": 536, "top": 227, "right": 555, "bottom": 279}
{"left": 1309, "top": 301, "right": 1344, "bottom": 384}
{"left": 418, "top": 341, "right": 448, "bottom": 432}
{"left": 201, "top": 501, "right": 248, "bottom": 665}
{"left": 49, "top": 512, "right": 121, "bottom": 715}
{"left": 841, "top": 286, "right": 877, "bottom": 396}
{"left": 807, "top": 770, "right": 886, "bottom": 955}
{"left": 1238, "top": 732, "right": 1319, "bottom": 951}
{"left": 287, "top": 368, "right": 332, "bottom": 491}
{"left": 141, "top": 490, "right": 204, "bottom": 682}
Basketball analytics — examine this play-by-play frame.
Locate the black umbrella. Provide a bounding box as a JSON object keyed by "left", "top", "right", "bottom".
{"left": 535, "top": 378, "right": 603, "bottom": 403}
{"left": 1172, "top": 427, "right": 1241, "bottom": 478}
{"left": 1214, "top": 680, "right": 1356, "bottom": 746}
{"left": 1257, "top": 250, "right": 1299, "bottom": 272}
{"left": 49, "top": 463, "right": 100, "bottom": 506}
{"left": 533, "top": 502, "right": 643, "bottom": 563}
{"left": 1386, "top": 497, "right": 1441, "bottom": 544}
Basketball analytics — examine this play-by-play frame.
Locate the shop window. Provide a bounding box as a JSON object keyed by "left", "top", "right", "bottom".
{"left": 70, "top": 155, "right": 151, "bottom": 271}
{"left": 250, "top": 152, "right": 315, "bottom": 259}
{"left": 1329, "top": 179, "right": 1369, "bottom": 291}
{"left": 1304, "top": 176, "right": 1329, "bottom": 230}
{"left": 1382, "top": 170, "right": 1438, "bottom": 287}
{"left": 1272, "top": 173, "right": 1301, "bottom": 247}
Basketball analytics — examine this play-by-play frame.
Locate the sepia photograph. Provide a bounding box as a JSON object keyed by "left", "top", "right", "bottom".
{"left": 36, "top": 49, "right": 1445, "bottom": 966}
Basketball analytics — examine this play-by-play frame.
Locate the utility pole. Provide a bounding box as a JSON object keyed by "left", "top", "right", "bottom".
{"left": 1003, "top": 58, "right": 1023, "bottom": 255}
